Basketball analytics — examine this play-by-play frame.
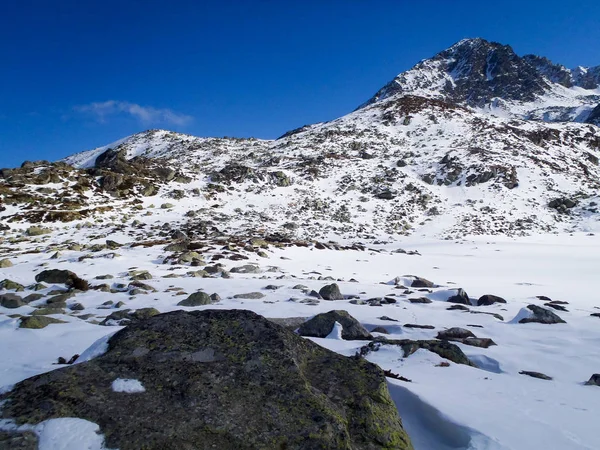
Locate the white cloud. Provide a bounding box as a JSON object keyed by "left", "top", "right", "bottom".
{"left": 74, "top": 100, "right": 193, "bottom": 126}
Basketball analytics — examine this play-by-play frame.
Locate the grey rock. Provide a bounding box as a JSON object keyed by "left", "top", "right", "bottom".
{"left": 177, "top": 292, "right": 213, "bottom": 307}
{"left": 319, "top": 283, "right": 344, "bottom": 300}
{"left": 436, "top": 327, "right": 476, "bottom": 341}
{"left": 519, "top": 371, "right": 553, "bottom": 380}
{"left": 409, "top": 297, "right": 432, "bottom": 304}
{"left": 410, "top": 276, "right": 435, "bottom": 288}
{"left": 519, "top": 305, "right": 566, "bottom": 324}
{"left": 233, "top": 292, "right": 265, "bottom": 300}
{"left": 298, "top": 310, "right": 372, "bottom": 340}
{"left": 230, "top": 264, "right": 261, "bottom": 274}
{"left": 0, "top": 293, "right": 24, "bottom": 309}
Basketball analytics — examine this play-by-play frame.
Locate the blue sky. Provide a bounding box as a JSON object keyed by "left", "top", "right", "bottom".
{"left": 1, "top": 0, "right": 599, "bottom": 168}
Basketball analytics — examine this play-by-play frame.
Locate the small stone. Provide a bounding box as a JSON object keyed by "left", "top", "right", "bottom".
{"left": 519, "top": 371, "right": 552, "bottom": 380}
{"left": 409, "top": 297, "right": 432, "bottom": 304}
{"left": 0, "top": 258, "right": 13, "bottom": 268}
{"left": 233, "top": 292, "right": 265, "bottom": 300}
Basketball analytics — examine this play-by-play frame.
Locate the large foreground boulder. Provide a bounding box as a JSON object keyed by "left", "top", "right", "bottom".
{"left": 1, "top": 309, "right": 412, "bottom": 450}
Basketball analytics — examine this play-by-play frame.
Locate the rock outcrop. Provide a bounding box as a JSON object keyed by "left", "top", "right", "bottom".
{"left": 1, "top": 309, "right": 413, "bottom": 450}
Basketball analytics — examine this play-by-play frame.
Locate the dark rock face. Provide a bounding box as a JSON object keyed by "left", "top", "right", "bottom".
{"left": 298, "top": 310, "right": 373, "bottom": 340}
{"left": 585, "top": 374, "right": 600, "bottom": 386}
{"left": 519, "top": 305, "right": 566, "bottom": 324}
{"left": 586, "top": 104, "right": 600, "bottom": 126}
{"left": 34, "top": 269, "right": 78, "bottom": 285}
{"left": 477, "top": 294, "right": 507, "bottom": 306}
{"left": 1, "top": 310, "right": 412, "bottom": 450}
{"left": 446, "top": 288, "right": 471, "bottom": 305}
{"left": 319, "top": 283, "right": 344, "bottom": 300}
{"left": 363, "top": 38, "right": 553, "bottom": 108}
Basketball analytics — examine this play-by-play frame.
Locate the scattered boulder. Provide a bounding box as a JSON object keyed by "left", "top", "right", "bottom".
{"left": 585, "top": 374, "right": 600, "bottom": 386}
{"left": 436, "top": 327, "right": 476, "bottom": 341}
{"left": 298, "top": 310, "right": 372, "bottom": 340}
{"left": 519, "top": 371, "right": 553, "bottom": 380}
{"left": 518, "top": 305, "right": 566, "bottom": 324}
{"left": 19, "top": 316, "right": 66, "bottom": 329}
{"left": 25, "top": 226, "right": 51, "bottom": 236}
{"left": 1, "top": 279, "right": 25, "bottom": 292}
{"left": 371, "top": 326, "right": 390, "bottom": 334}
{"left": 409, "top": 297, "right": 432, "bottom": 304}
{"left": 403, "top": 324, "right": 435, "bottom": 329}
{"left": 477, "top": 294, "right": 507, "bottom": 306}
{"left": 319, "top": 283, "right": 344, "bottom": 300}
{"left": 446, "top": 288, "right": 471, "bottom": 305}
{"left": 100, "top": 308, "right": 160, "bottom": 326}
{"left": 447, "top": 304, "right": 469, "bottom": 311}
{"left": 409, "top": 276, "right": 435, "bottom": 288}
{"left": 1, "top": 310, "right": 412, "bottom": 450}
{"left": 233, "top": 292, "right": 265, "bottom": 300}
{"left": 34, "top": 269, "right": 77, "bottom": 285}
{"left": 359, "top": 339, "right": 475, "bottom": 366}
{"left": 462, "top": 338, "right": 497, "bottom": 348}
{"left": 0, "top": 293, "right": 24, "bottom": 309}
{"left": 544, "top": 302, "right": 568, "bottom": 312}
{"left": 0, "top": 258, "right": 13, "bottom": 268}
{"left": 177, "top": 292, "right": 214, "bottom": 307}
{"left": 230, "top": 264, "right": 261, "bottom": 274}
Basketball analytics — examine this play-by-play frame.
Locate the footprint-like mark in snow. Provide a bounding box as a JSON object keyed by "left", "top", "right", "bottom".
{"left": 388, "top": 381, "right": 507, "bottom": 450}
{"left": 467, "top": 354, "right": 503, "bottom": 374}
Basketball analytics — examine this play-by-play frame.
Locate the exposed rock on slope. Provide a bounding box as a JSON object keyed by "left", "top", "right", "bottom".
{"left": 1, "top": 309, "right": 413, "bottom": 450}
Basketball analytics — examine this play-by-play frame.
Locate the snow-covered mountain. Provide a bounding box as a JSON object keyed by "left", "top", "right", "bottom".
{"left": 1, "top": 38, "right": 600, "bottom": 241}
{"left": 361, "top": 38, "right": 600, "bottom": 124}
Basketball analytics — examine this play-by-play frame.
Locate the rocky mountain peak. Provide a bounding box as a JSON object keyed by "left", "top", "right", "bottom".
{"left": 360, "top": 38, "right": 600, "bottom": 124}
{"left": 362, "top": 37, "right": 551, "bottom": 108}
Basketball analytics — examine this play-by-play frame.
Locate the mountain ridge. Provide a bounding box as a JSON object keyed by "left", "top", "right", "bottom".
{"left": 1, "top": 38, "right": 599, "bottom": 241}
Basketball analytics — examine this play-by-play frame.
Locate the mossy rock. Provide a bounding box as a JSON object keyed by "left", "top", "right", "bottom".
{"left": 177, "top": 291, "right": 214, "bottom": 307}
{"left": 31, "top": 307, "right": 66, "bottom": 316}
{"left": 19, "top": 316, "right": 66, "bottom": 329}
{"left": 0, "top": 279, "right": 25, "bottom": 292}
{"left": 0, "top": 258, "right": 13, "bottom": 268}
{"left": 25, "top": 226, "right": 52, "bottom": 236}
{"left": 1, "top": 310, "right": 413, "bottom": 449}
